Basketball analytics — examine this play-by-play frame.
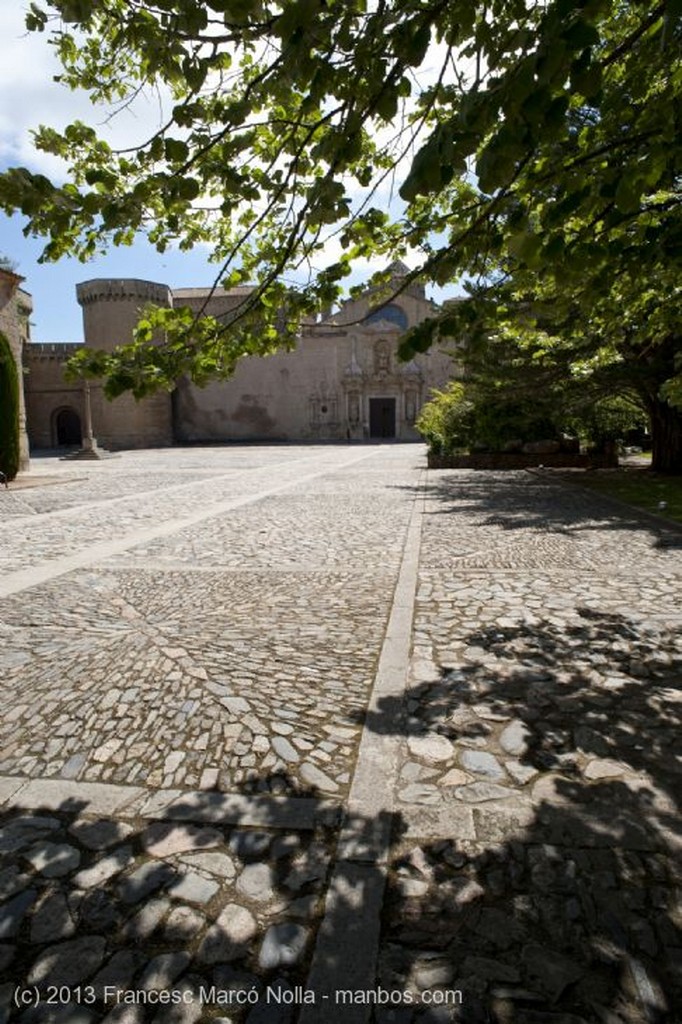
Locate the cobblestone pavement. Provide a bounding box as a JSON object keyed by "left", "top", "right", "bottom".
{"left": 380, "top": 471, "right": 682, "bottom": 1024}
{"left": 1, "top": 452, "right": 681, "bottom": 1024}
{"left": 0, "top": 445, "right": 417, "bottom": 1024}
{"left": 0, "top": 447, "right": 409, "bottom": 796}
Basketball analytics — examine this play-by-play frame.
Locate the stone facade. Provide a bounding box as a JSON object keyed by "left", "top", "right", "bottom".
{"left": 23, "top": 263, "right": 456, "bottom": 450}
{"left": 23, "top": 343, "right": 87, "bottom": 451}
{"left": 0, "top": 268, "right": 32, "bottom": 469}
{"left": 26, "top": 280, "right": 174, "bottom": 451}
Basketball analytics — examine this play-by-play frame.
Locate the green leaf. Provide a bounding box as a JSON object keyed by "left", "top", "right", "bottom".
{"left": 400, "top": 139, "right": 441, "bottom": 201}
{"left": 164, "top": 138, "right": 189, "bottom": 163}
{"left": 174, "top": 177, "right": 201, "bottom": 201}
{"left": 374, "top": 88, "right": 399, "bottom": 122}
{"left": 394, "top": 21, "right": 431, "bottom": 67}
{"left": 562, "top": 20, "right": 600, "bottom": 51}
{"left": 508, "top": 231, "right": 542, "bottom": 267}
{"left": 476, "top": 126, "right": 526, "bottom": 192}
{"left": 614, "top": 173, "right": 642, "bottom": 214}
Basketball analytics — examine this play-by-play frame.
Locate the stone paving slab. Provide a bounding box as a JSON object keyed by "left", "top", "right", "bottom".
{"left": 0, "top": 781, "right": 145, "bottom": 817}
{"left": 298, "top": 478, "right": 425, "bottom": 1024}
{"left": 0, "top": 780, "right": 26, "bottom": 806}
{"left": 2, "top": 452, "right": 681, "bottom": 1024}
{"left": 130, "top": 792, "right": 339, "bottom": 831}
{"left": 0, "top": 778, "right": 338, "bottom": 833}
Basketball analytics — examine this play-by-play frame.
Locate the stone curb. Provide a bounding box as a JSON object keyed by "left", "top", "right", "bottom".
{"left": 300, "top": 473, "right": 425, "bottom": 1024}
{"left": 0, "top": 775, "right": 339, "bottom": 830}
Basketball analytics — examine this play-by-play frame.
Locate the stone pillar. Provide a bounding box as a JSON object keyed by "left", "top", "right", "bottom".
{"left": 342, "top": 336, "right": 365, "bottom": 441}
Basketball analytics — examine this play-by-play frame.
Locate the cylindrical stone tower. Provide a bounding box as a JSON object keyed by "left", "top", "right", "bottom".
{"left": 76, "top": 279, "right": 174, "bottom": 449}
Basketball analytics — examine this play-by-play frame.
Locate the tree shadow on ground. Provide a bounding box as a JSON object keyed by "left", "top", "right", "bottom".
{"left": 1, "top": 610, "right": 681, "bottom": 1024}
{"left": 392, "top": 472, "right": 682, "bottom": 549}
{"left": 358, "top": 607, "right": 682, "bottom": 1024}
{"left": 0, "top": 781, "right": 349, "bottom": 1024}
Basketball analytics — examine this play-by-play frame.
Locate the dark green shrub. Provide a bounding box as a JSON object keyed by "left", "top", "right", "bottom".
{"left": 0, "top": 330, "right": 20, "bottom": 481}
{"left": 471, "top": 397, "right": 558, "bottom": 451}
{"left": 417, "top": 383, "right": 559, "bottom": 455}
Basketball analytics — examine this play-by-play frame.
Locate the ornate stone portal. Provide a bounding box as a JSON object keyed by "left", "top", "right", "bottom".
{"left": 340, "top": 327, "right": 426, "bottom": 441}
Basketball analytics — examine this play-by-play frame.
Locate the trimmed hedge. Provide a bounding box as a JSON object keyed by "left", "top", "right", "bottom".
{"left": 0, "top": 330, "right": 20, "bottom": 481}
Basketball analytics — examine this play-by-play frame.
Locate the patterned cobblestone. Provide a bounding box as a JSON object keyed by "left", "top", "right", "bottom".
{"left": 0, "top": 448, "right": 370, "bottom": 575}
{"left": 419, "top": 471, "right": 682, "bottom": 573}
{"left": 0, "top": 447, "right": 329, "bottom": 521}
{"left": 0, "top": 448, "right": 415, "bottom": 797}
{"left": 2, "top": 453, "right": 681, "bottom": 1024}
{"left": 102, "top": 494, "right": 408, "bottom": 573}
{"left": 383, "top": 470, "right": 682, "bottom": 1024}
{"left": 1, "top": 445, "right": 417, "bottom": 1024}
{"left": 0, "top": 567, "right": 391, "bottom": 793}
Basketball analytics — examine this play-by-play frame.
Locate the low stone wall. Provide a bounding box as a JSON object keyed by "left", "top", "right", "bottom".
{"left": 427, "top": 451, "right": 618, "bottom": 470}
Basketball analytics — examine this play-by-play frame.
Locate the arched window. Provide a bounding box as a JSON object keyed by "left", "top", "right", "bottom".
{"left": 364, "top": 304, "right": 408, "bottom": 331}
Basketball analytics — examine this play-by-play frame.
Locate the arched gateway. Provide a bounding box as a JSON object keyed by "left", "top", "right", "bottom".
{"left": 54, "top": 407, "right": 82, "bottom": 446}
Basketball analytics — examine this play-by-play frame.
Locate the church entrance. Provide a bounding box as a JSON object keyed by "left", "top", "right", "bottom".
{"left": 369, "top": 397, "right": 396, "bottom": 439}
{"left": 55, "top": 407, "right": 82, "bottom": 446}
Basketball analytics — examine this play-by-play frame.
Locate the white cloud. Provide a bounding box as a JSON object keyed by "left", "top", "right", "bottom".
{"left": 1, "top": 6, "right": 465, "bottom": 308}
{"left": 0, "top": 6, "right": 170, "bottom": 177}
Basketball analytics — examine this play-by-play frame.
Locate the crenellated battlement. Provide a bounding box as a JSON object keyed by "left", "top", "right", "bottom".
{"left": 76, "top": 279, "right": 172, "bottom": 307}
{"left": 26, "top": 342, "right": 83, "bottom": 360}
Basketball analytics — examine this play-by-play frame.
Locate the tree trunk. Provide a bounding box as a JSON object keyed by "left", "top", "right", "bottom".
{"left": 647, "top": 397, "right": 682, "bottom": 474}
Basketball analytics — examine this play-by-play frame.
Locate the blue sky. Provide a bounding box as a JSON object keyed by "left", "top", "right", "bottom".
{"left": 1, "top": 208, "right": 229, "bottom": 343}
{"left": 0, "top": 6, "right": 241, "bottom": 341}
{"left": 0, "top": 5, "right": 459, "bottom": 344}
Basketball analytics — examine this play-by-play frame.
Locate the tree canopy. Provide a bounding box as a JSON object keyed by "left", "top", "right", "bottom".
{"left": 0, "top": 0, "right": 679, "bottom": 452}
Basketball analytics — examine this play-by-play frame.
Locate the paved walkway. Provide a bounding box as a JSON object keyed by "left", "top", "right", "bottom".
{"left": 0, "top": 446, "right": 680, "bottom": 1024}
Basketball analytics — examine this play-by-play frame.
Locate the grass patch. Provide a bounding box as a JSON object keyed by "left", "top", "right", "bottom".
{"left": 566, "top": 466, "right": 682, "bottom": 525}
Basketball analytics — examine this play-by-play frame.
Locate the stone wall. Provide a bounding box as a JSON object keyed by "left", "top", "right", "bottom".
{"left": 24, "top": 343, "right": 83, "bottom": 449}
{"left": 0, "top": 269, "right": 32, "bottom": 469}
{"left": 23, "top": 268, "right": 458, "bottom": 450}
{"left": 174, "top": 273, "right": 456, "bottom": 443}
{"left": 23, "top": 280, "right": 175, "bottom": 451}
{"left": 174, "top": 329, "right": 450, "bottom": 443}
